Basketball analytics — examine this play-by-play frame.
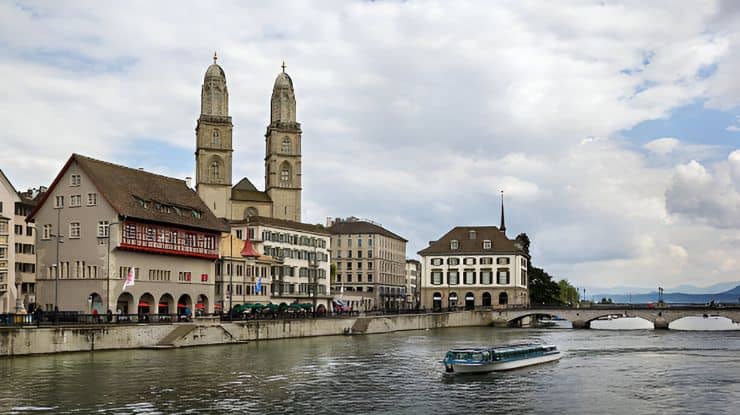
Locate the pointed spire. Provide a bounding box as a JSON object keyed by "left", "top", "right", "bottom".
{"left": 499, "top": 190, "right": 506, "bottom": 234}
{"left": 213, "top": 51, "right": 218, "bottom": 64}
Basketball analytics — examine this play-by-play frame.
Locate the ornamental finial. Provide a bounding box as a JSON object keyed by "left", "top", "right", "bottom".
{"left": 213, "top": 51, "right": 218, "bottom": 64}
{"left": 281, "top": 61, "right": 286, "bottom": 73}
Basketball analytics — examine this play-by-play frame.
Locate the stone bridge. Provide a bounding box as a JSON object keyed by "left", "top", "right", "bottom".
{"left": 489, "top": 306, "right": 740, "bottom": 329}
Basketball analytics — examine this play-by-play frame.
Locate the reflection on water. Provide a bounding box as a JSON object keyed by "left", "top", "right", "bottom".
{"left": 1, "top": 328, "right": 739, "bottom": 414}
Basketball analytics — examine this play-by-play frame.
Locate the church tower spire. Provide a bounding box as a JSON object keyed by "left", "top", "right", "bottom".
{"left": 195, "top": 53, "right": 233, "bottom": 218}
{"left": 265, "top": 62, "right": 302, "bottom": 222}
{"left": 499, "top": 190, "right": 506, "bottom": 234}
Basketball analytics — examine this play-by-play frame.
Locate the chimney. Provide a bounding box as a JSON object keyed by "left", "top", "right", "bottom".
{"left": 325, "top": 217, "right": 334, "bottom": 227}
{"left": 185, "top": 177, "right": 192, "bottom": 188}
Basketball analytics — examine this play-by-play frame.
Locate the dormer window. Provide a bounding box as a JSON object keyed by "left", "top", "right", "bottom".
{"left": 483, "top": 240, "right": 492, "bottom": 249}
{"left": 469, "top": 230, "right": 477, "bottom": 239}
{"left": 450, "top": 240, "right": 459, "bottom": 250}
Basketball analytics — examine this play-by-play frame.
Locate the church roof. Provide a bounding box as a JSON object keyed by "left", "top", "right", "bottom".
{"left": 205, "top": 63, "right": 225, "bottom": 79}
{"left": 417, "top": 226, "right": 527, "bottom": 257}
{"left": 29, "top": 154, "right": 228, "bottom": 233}
{"left": 274, "top": 72, "right": 293, "bottom": 90}
{"left": 231, "top": 178, "right": 272, "bottom": 202}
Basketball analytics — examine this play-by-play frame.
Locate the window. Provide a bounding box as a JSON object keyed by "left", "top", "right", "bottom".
{"left": 236, "top": 229, "right": 243, "bottom": 239}
{"left": 367, "top": 273, "right": 373, "bottom": 282}
{"left": 450, "top": 240, "right": 459, "bottom": 250}
{"left": 431, "top": 258, "right": 443, "bottom": 266}
{"left": 42, "top": 224, "right": 51, "bottom": 240}
{"left": 70, "top": 174, "right": 81, "bottom": 186}
{"left": 212, "top": 129, "right": 220, "bottom": 146}
{"left": 281, "top": 137, "right": 291, "bottom": 153}
{"left": 70, "top": 194, "right": 82, "bottom": 207}
{"left": 26, "top": 226, "right": 32, "bottom": 236}
{"left": 447, "top": 257, "right": 460, "bottom": 266}
{"left": 463, "top": 257, "right": 476, "bottom": 265}
{"left": 210, "top": 161, "right": 220, "bottom": 179}
{"left": 14, "top": 225, "right": 23, "bottom": 235}
{"left": 431, "top": 270, "right": 443, "bottom": 285}
{"left": 469, "top": 230, "right": 477, "bottom": 239}
{"left": 464, "top": 270, "right": 476, "bottom": 285}
{"left": 497, "top": 257, "right": 510, "bottom": 265}
{"left": 69, "top": 222, "right": 80, "bottom": 238}
{"left": 497, "top": 270, "right": 510, "bottom": 285}
{"left": 480, "top": 257, "right": 493, "bottom": 265}
{"left": 480, "top": 269, "right": 493, "bottom": 285}
{"left": 97, "top": 221, "right": 110, "bottom": 237}
{"left": 483, "top": 240, "right": 492, "bottom": 249}
{"left": 55, "top": 196, "right": 64, "bottom": 208}
{"left": 448, "top": 270, "right": 459, "bottom": 285}
{"left": 87, "top": 193, "right": 97, "bottom": 206}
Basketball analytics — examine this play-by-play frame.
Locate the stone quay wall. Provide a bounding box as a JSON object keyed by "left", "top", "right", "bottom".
{"left": 0, "top": 311, "right": 492, "bottom": 357}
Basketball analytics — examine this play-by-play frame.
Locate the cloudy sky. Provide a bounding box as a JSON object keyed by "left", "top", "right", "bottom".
{"left": 1, "top": 1, "right": 739, "bottom": 290}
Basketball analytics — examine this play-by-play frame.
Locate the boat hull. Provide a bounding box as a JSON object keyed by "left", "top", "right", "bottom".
{"left": 447, "top": 352, "right": 562, "bottom": 374}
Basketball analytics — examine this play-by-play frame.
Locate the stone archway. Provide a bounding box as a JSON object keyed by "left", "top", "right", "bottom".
{"left": 448, "top": 292, "right": 458, "bottom": 310}
{"left": 138, "top": 293, "right": 155, "bottom": 315}
{"left": 116, "top": 292, "right": 134, "bottom": 314}
{"left": 482, "top": 292, "right": 492, "bottom": 307}
{"left": 88, "top": 292, "right": 103, "bottom": 314}
{"left": 499, "top": 292, "right": 508, "bottom": 306}
{"left": 158, "top": 293, "right": 174, "bottom": 314}
{"left": 178, "top": 294, "right": 192, "bottom": 316}
{"left": 465, "top": 292, "right": 475, "bottom": 310}
{"left": 196, "top": 294, "right": 209, "bottom": 316}
{"left": 432, "top": 292, "right": 442, "bottom": 311}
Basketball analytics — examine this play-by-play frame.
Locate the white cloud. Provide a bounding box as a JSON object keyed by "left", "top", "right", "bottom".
{"left": 1, "top": 1, "right": 740, "bottom": 288}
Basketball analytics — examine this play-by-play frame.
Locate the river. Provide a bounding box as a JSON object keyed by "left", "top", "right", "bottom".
{"left": 2, "top": 327, "right": 739, "bottom": 414}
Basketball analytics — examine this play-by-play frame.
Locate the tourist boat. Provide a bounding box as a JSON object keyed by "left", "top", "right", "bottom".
{"left": 443, "top": 343, "right": 561, "bottom": 374}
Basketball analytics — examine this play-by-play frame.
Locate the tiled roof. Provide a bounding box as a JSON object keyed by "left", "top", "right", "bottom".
{"left": 30, "top": 154, "right": 228, "bottom": 233}
{"left": 231, "top": 178, "right": 272, "bottom": 202}
{"left": 417, "top": 226, "right": 527, "bottom": 257}
{"left": 231, "top": 215, "right": 331, "bottom": 236}
{"left": 328, "top": 220, "right": 407, "bottom": 242}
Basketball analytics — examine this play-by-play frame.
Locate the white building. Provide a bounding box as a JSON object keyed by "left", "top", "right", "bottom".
{"left": 418, "top": 226, "right": 529, "bottom": 310}
{"left": 226, "top": 216, "right": 332, "bottom": 310}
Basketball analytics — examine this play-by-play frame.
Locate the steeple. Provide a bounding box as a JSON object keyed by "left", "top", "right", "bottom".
{"left": 265, "top": 63, "right": 302, "bottom": 222}
{"left": 499, "top": 190, "right": 506, "bottom": 234}
{"left": 195, "top": 53, "right": 233, "bottom": 218}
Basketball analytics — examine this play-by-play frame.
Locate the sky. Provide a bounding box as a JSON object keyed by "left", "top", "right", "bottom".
{"left": 1, "top": 0, "right": 739, "bottom": 291}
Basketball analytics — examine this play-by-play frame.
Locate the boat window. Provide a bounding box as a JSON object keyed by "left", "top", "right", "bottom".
{"left": 470, "top": 353, "right": 483, "bottom": 361}
{"left": 482, "top": 351, "right": 490, "bottom": 361}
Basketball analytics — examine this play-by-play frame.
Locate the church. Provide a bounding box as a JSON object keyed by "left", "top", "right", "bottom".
{"left": 194, "top": 55, "right": 332, "bottom": 310}
{"left": 195, "top": 54, "right": 302, "bottom": 222}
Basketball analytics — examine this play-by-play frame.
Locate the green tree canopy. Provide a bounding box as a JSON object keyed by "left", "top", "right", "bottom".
{"left": 558, "top": 279, "right": 579, "bottom": 305}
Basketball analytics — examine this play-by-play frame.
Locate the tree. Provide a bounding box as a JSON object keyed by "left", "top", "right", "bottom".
{"left": 515, "top": 233, "right": 531, "bottom": 255}
{"left": 528, "top": 266, "right": 560, "bottom": 305}
{"left": 558, "top": 280, "right": 579, "bottom": 305}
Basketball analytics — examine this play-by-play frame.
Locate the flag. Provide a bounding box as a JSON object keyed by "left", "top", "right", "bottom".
{"left": 123, "top": 267, "right": 136, "bottom": 290}
{"left": 255, "top": 275, "right": 262, "bottom": 294}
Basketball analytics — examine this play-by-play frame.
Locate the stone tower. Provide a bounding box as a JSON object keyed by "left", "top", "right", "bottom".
{"left": 196, "top": 54, "right": 233, "bottom": 218}
{"left": 265, "top": 64, "right": 302, "bottom": 222}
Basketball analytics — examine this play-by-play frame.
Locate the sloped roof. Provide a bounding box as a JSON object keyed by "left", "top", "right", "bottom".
{"left": 231, "top": 215, "right": 330, "bottom": 236}
{"left": 30, "top": 154, "right": 228, "bottom": 233}
{"left": 417, "top": 226, "right": 527, "bottom": 257}
{"left": 231, "top": 177, "right": 272, "bottom": 202}
{"left": 328, "top": 220, "right": 407, "bottom": 242}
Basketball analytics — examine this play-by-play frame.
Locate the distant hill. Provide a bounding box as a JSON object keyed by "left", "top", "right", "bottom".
{"left": 586, "top": 281, "right": 740, "bottom": 296}
{"left": 592, "top": 285, "right": 740, "bottom": 304}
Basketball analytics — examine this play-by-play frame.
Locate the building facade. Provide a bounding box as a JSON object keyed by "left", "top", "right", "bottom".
{"left": 418, "top": 226, "right": 529, "bottom": 310}
{"left": 405, "top": 259, "right": 421, "bottom": 309}
{"left": 30, "top": 154, "right": 227, "bottom": 314}
{"left": 226, "top": 216, "right": 331, "bottom": 310}
{"left": 328, "top": 217, "right": 408, "bottom": 311}
{"left": 215, "top": 233, "right": 274, "bottom": 312}
{"left": 195, "top": 57, "right": 302, "bottom": 222}
{"left": 0, "top": 170, "right": 45, "bottom": 313}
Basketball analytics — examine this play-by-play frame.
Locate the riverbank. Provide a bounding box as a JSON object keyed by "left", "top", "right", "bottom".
{"left": 0, "top": 311, "right": 492, "bottom": 357}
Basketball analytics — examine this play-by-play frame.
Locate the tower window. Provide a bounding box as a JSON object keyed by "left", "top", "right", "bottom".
{"left": 281, "top": 168, "right": 289, "bottom": 182}
{"left": 210, "top": 161, "right": 220, "bottom": 179}
{"left": 212, "top": 130, "right": 220, "bottom": 146}
{"left": 281, "top": 137, "right": 291, "bottom": 153}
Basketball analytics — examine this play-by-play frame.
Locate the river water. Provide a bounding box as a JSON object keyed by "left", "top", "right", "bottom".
{"left": 2, "top": 327, "right": 739, "bottom": 414}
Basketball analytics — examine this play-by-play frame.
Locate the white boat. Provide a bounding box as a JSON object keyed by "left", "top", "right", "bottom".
{"left": 443, "top": 343, "right": 561, "bottom": 374}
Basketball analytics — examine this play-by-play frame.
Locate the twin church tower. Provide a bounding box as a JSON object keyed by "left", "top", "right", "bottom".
{"left": 195, "top": 54, "right": 302, "bottom": 222}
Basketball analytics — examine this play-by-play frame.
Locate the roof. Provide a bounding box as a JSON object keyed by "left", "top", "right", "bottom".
{"left": 417, "top": 226, "right": 527, "bottom": 257}
{"left": 328, "top": 219, "right": 407, "bottom": 242}
{"left": 274, "top": 72, "right": 294, "bottom": 90}
{"left": 231, "top": 215, "right": 331, "bottom": 236}
{"left": 205, "top": 63, "right": 226, "bottom": 79}
{"left": 0, "top": 169, "right": 21, "bottom": 202}
{"left": 29, "top": 154, "right": 228, "bottom": 233}
{"left": 231, "top": 178, "right": 272, "bottom": 202}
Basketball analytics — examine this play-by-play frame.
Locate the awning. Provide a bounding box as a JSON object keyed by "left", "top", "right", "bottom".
{"left": 177, "top": 304, "right": 188, "bottom": 308}
{"left": 138, "top": 302, "right": 150, "bottom": 307}
{"left": 158, "top": 303, "right": 169, "bottom": 307}
{"left": 195, "top": 303, "right": 205, "bottom": 309}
